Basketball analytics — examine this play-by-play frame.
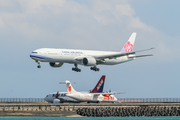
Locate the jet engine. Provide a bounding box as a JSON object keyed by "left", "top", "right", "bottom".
{"left": 49, "top": 62, "right": 63, "bottom": 67}
{"left": 53, "top": 99, "right": 60, "bottom": 103}
{"left": 83, "top": 57, "right": 96, "bottom": 66}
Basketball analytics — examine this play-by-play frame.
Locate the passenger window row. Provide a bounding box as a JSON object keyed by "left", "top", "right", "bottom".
{"left": 52, "top": 94, "right": 66, "bottom": 97}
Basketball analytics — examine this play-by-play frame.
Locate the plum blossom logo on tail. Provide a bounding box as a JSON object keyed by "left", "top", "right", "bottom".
{"left": 124, "top": 41, "right": 133, "bottom": 52}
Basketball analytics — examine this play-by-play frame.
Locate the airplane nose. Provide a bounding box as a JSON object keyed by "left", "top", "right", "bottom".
{"left": 30, "top": 54, "right": 33, "bottom": 58}
{"left": 30, "top": 51, "right": 38, "bottom": 58}
{"left": 30, "top": 54, "right": 38, "bottom": 60}
{"left": 44, "top": 97, "right": 47, "bottom": 101}
{"left": 30, "top": 54, "right": 35, "bottom": 60}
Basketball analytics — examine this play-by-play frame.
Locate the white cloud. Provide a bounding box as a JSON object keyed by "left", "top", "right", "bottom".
{"left": 17, "top": 0, "right": 65, "bottom": 14}
{"left": 0, "top": 0, "right": 178, "bottom": 62}
{"left": 0, "top": 0, "right": 15, "bottom": 7}
{"left": 115, "top": 4, "right": 135, "bottom": 17}
{"left": 93, "top": 14, "right": 110, "bottom": 25}
{"left": 130, "top": 17, "right": 152, "bottom": 31}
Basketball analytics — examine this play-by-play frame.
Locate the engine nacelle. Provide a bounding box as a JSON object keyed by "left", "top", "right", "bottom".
{"left": 49, "top": 62, "right": 63, "bottom": 68}
{"left": 53, "top": 99, "right": 60, "bottom": 103}
{"left": 83, "top": 57, "right": 96, "bottom": 66}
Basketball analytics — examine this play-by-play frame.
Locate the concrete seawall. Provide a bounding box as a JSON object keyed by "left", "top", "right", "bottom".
{"left": 0, "top": 103, "right": 80, "bottom": 117}
{"left": 0, "top": 103, "right": 180, "bottom": 117}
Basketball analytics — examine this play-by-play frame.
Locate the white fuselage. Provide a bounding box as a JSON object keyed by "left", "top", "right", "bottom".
{"left": 30, "top": 48, "right": 135, "bottom": 65}
{"left": 44, "top": 92, "right": 76, "bottom": 103}
{"left": 66, "top": 92, "right": 117, "bottom": 103}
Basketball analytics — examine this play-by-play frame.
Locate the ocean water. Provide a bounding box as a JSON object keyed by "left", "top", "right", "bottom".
{"left": 0, "top": 117, "right": 180, "bottom": 120}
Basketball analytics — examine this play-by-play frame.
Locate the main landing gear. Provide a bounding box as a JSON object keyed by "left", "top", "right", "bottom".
{"left": 36, "top": 60, "right": 41, "bottom": 68}
{"left": 90, "top": 66, "right": 100, "bottom": 71}
{"left": 72, "top": 64, "right": 81, "bottom": 72}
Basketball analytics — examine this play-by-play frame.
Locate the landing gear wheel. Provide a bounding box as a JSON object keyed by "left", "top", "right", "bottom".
{"left": 90, "top": 66, "right": 100, "bottom": 72}
{"left": 36, "top": 60, "right": 41, "bottom": 68}
{"left": 72, "top": 64, "right": 81, "bottom": 72}
{"left": 37, "top": 65, "right": 41, "bottom": 68}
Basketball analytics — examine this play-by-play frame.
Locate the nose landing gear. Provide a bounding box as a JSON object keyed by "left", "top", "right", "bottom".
{"left": 90, "top": 66, "right": 100, "bottom": 71}
{"left": 36, "top": 60, "right": 41, "bottom": 68}
{"left": 72, "top": 64, "right": 81, "bottom": 72}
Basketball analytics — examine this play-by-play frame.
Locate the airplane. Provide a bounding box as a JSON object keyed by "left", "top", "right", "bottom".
{"left": 64, "top": 80, "right": 125, "bottom": 103}
{"left": 44, "top": 75, "right": 106, "bottom": 103}
{"left": 30, "top": 32, "right": 153, "bottom": 72}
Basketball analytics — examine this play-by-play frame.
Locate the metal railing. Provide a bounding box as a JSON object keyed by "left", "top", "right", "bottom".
{"left": 117, "top": 98, "right": 180, "bottom": 103}
{"left": 0, "top": 98, "right": 46, "bottom": 103}
{"left": 0, "top": 98, "right": 180, "bottom": 103}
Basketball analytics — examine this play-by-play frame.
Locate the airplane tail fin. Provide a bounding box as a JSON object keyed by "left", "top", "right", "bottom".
{"left": 66, "top": 81, "right": 77, "bottom": 94}
{"left": 60, "top": 81, "right": 77, "bottom": 94}
{"left": 121, "top": 32, "right": 137, "bottom": 53}
{"left": 55, "top": 91, "right": 59, "bottom": 98}
{"left": 90, "top": 75, "right": 105, "bottom": 93}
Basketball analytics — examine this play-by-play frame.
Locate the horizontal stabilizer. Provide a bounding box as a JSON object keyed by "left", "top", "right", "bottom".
{"left": 128, "top": 54, "right": 153, "bottom": 58}
{"left": 134, "top": 47, "right": 155, "bottom": 53}
{"left": 92, "top": 92, "right": 125, "bottom": 96}
{"left": 95, "top": 47, "right": 154, "bottom": 60}
{"left": 59, "top": 82, "right": 76, "bottom": 84}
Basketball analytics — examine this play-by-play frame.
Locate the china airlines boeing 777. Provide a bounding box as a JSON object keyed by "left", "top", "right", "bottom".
{"left": 30, "top": 33, "right": 153, "bottom": 72}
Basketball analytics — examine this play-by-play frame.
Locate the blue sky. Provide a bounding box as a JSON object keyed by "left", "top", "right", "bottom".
{"left": 131, "top": 0, "right": 180, "bottom": 37}
{"left": 0, "top": 0, "right": 179, "bottom": 98}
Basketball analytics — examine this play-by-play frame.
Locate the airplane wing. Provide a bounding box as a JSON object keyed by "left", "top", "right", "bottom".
{"left": 94, "top": 48, "right": 154, "bottom": 60}
{"left": 91, "top": 92, "right": 125, "bottom": 96}
{"left": 74, "top": 48, "right": 154, "bottom": 61}
{"left": 59, "top": 97, "right": 79, "bottom": 103}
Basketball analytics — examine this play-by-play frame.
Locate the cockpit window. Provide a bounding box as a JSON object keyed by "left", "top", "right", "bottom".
{"left": 32, "top": 52, "right": 38, "bottom": 54}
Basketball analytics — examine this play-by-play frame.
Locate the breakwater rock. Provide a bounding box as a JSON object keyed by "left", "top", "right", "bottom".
{"left": 77, "top": 106, "right": 180, "bottom": 117}
{"left": 1, "top": 103, "right": 180, "bottom": 117}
